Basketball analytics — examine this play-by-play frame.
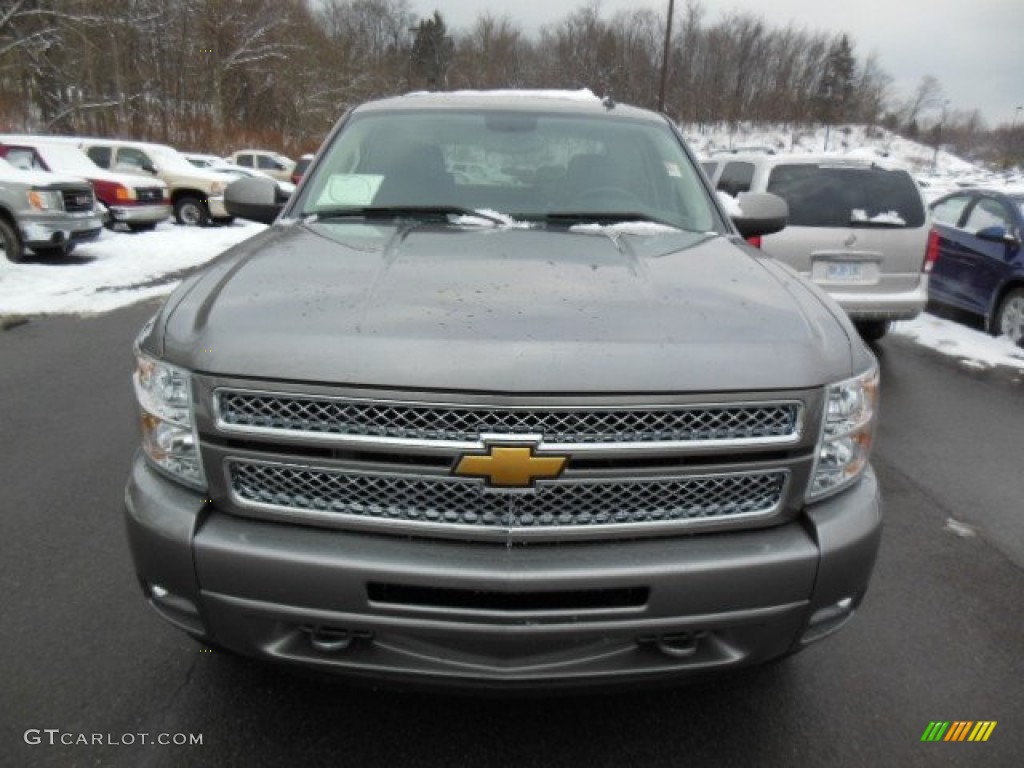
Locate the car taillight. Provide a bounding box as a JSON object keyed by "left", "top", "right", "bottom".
{"left": 924, "top": 229, "right": 940, "bottom": 273}
{"left": 115, "top": 185, "right": 132, "bottom": 201}
{"left": 746, "top": 235, "right": 762, "bottom": 248}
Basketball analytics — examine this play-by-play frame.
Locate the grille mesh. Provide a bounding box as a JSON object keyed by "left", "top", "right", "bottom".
{"left": 61, "top": 188, "right": 94, "bottom": 213}
{"left": 217, "top": 391, "right": 799, "bottom": 445}
{"left": 228, "top": 461, "right": 786, "bottom": 531}
{"left": 134, "top": 187, "right": 164, "bottom": 203}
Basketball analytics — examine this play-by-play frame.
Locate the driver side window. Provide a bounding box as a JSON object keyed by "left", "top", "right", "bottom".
{"left": 965, "top": 198, "right": 1012, "bottom": 233}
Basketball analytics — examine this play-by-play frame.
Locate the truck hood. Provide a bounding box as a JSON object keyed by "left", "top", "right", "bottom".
{"left": 156, "top": 220, "right": 859, "bottom": 393}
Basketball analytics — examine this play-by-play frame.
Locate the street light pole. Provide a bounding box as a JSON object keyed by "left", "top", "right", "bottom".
{"left": 657, "top": 0, "right": 675, "bottom": 113}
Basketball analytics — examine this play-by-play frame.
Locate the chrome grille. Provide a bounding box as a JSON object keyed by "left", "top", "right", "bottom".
{"left": 216, "top": 391, "right": 800, "bottom": 445}
{"left": 228, "top": 460, "right": 787, "bottom": 536}
{"left": 61, "top": 188, "right": 94, "bottom": 212}
{"left": 135, "top": 187, "right": 164, "bottom": 203}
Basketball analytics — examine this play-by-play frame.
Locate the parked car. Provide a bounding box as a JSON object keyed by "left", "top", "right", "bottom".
{"left": 76, "top": 138, "right": 231, "bottom": 226}
{"left": 209, "top": 163, "right": 295, "bottom": 197}
{"left": 928, "top": 187, "right": 1024, "bottom": 346}
{"left": 290, "top": 153, "right": 314, "bottom": 185}
{"left": 183, "top": 152, "right": 228, "bottom": 169}
{"left": 125, "top": 90, "right": 882, "bottom": 690}
{"left": 0, "top": 155, "right": 102, "bottom": 262}
{"left": 227, "top": 149, "right": 295, "bottom": 182}
{"left": 0, "top": 138, "right": 171, "bottom": 231}
{"left": 703, "top": 152, "right": 933, "bottom": 340}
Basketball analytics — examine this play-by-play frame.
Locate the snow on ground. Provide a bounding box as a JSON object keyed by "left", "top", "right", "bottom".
{"left": 892, "top": 314, "right": 1024, "bottom": 372}
{"left": 0, "top": 220, "right": 265, "bottom": 316}
{"left": 687, "top": 122, "right": 1024, "bottom": 202}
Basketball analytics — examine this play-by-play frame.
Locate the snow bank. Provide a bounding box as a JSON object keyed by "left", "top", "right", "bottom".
{"left": 0, "top": 221, "right": 265, "bottom": 316}
{"left": 892, "top": 314, "right": 1024, "bottom": 372}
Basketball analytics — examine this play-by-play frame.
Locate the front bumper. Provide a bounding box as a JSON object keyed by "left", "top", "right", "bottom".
{"left": 20, "top": 211, "right": 103, "bottom": 248}
{"left": 108, "top": 203, "right": 172, "bottom": 224}
{"left": 207, "top": 195, "right": 228, "bottom": 219}
{"left": 124, "top": 455, "right": 881, "bottom": 689}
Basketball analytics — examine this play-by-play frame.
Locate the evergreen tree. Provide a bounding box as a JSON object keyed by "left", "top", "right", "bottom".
{"left": 815, "top": 34, "right": 856, "bottom": 126}
{"left": 410, "top": 11, "right": 454, "bottom": 90}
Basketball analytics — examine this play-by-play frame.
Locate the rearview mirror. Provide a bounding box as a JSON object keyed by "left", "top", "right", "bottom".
{"left": 732, "top": 192, "right": 788, "bottom": 239}
{"left": 225, "top": 176, "right": 286, "bottom": 224}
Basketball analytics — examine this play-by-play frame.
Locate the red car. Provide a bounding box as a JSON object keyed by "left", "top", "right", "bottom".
{"left": 290, "top": 153, "right": 314, "bottom": 186}
{"left": 0, "top": 138, "right": 171, "bottom": 231}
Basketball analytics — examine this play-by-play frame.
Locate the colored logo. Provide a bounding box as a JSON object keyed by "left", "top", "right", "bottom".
{"left": 454, "top": 444, "right": 568, "bottom": 488}
{"left": 921, "top": 721, "right": 997, "bottom": 742}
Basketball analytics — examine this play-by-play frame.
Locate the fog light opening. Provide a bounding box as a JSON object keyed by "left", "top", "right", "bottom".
{"left": 653, "top": 631, "right": 707, "bottom": 659}
{"left": 306, "top": 626, "right": 356, "bottom": 654}
{"left": 801, "top": 596, "right": 857, "bottom": 645}
{"left": 148, "top": 583, "right": 199, "bottom": 617}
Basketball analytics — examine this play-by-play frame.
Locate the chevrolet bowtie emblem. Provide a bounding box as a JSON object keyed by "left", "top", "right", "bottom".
{"left": 454, "top": 445, "right": 568, "bottom": 488}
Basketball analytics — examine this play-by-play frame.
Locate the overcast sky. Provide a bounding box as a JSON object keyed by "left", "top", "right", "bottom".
{"left": 411, "top": 0, "right": 1024, "bottom": 127}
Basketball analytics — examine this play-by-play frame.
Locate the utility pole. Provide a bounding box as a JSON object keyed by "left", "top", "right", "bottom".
{"left": 657, "top": 0, "right": 675, "bottom": 113}
{"left": 1013, "top": 106, "right": 1023, "bottom": 169}
{"left": 931, "top": 99, "right": 950, "bottom": 173}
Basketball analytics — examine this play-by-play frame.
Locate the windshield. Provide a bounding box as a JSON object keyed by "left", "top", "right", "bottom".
{"left": 294, "top": 109, "right": 718, "bottom": 232}
{"left": 37, "top": 143, "right": 100, "bottom": 174}
{"left": 766, "top": 164, "right": 925, "bottom": 228}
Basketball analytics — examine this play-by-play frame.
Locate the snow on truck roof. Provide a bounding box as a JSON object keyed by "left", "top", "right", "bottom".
{"left": 360, "top": 89, "right": 660, "bottom": 120}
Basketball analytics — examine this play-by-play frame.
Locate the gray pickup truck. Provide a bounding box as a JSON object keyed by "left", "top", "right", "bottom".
{"left": 125, "top": 92, "right": 881, "bottom": 689}
{"left": 0, "top": 156, "right": 102, "bottom": 262}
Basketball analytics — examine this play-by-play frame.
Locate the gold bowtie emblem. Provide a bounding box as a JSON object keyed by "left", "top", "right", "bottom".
{"left": 454, "top": 446, "right": 568, "bottom": 488}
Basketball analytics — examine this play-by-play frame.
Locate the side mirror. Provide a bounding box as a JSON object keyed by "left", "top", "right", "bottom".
{"left": 732, "top": 192, "right": 788, "bottom": 239}
{"left": 142, "top": 161, "right": 158, "bottom": 175}
{"left": 975, "top": 225, "right": 1017, "bottom": 245}
{"left": 225, "top": 175, "right": 286, "bottom": 224}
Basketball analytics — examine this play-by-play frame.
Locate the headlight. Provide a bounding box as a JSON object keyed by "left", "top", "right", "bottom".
{"left": 807, "top": 366, "right": 879, "bottom": 500}
{"left": 27, "top": 189, "right": 63, "bottom": 210}
{"left": 134, "top": 351, "right": 206, "bottom": 490}
{"left": 210, "top": 181, "right": 226, "bottom": 195}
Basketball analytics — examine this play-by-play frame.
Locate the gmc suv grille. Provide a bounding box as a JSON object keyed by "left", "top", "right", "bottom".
{"left": 61, "top": 189, "right": 94, "bottom": 212}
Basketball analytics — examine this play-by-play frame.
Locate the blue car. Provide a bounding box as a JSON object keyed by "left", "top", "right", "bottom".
{"left": 929, "top": 188, "right": 1024, "bottom": 346}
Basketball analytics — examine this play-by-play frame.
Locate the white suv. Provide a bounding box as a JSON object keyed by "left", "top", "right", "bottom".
{"left": 227, "top": 149, "right": 295, "bottom": 182}
{"left": 704, "top": 152, "right": 933, "bottom": 340}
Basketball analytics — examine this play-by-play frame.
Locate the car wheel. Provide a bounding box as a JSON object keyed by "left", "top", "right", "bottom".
{"left": 0, "top": 217, "right": 24, "bottom": 263}
{"left": 128, "top": 222, "right": 158, "bottom": 232}
{"left": 855, "top": 320, "right": 890, "bottom": 342}
{"left": 995, "top": 288, "right": 1024, "bottom": 347}
{"left": 174, "top": 197, "right": 210, "bottom": 226}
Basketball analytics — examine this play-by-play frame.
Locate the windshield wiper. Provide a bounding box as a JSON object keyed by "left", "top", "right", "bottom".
{"left": 534, "top": 211, "right": 680, "bottom": 229}
{"left": 307, "top": 206, "right": 509, "bottom": 226}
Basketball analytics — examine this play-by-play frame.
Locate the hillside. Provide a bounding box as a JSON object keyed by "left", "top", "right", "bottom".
{"left": 685, "top": 122, "right": 1024, "bottom": 200}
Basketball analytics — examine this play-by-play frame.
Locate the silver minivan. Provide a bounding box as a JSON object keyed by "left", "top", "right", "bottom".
{"left": 704, "top": 152, "right": 933, "bottom": 340}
